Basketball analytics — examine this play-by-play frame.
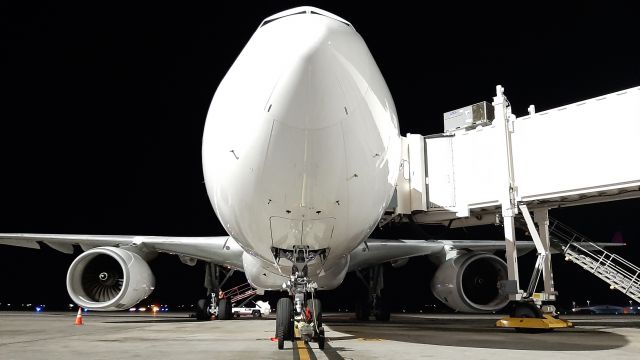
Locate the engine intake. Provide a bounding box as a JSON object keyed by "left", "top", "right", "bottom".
{"left": 66, "top": 247, "right": 155, "bottom": 311}
{"left": 431, "top": 252, "right": 509, "bottom": 313}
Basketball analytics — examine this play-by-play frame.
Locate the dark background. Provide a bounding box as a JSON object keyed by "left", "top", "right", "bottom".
{"left": 1, "top": 1, "right": 639, "bottom": 312}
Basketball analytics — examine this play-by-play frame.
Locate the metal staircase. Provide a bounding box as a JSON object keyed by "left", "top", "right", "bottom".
{"left": 223, "top": 283, "right": 257, "bottom": 306}
{"left": 549, "top": 218, "right": 640, "bottom": 303}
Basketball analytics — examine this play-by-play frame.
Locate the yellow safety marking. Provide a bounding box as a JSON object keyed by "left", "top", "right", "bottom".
{"left": 496, "top": 314, "right": 573, "bottom": 329}
{"left": 294, "top": 327, "right": 311, "bottom": 360}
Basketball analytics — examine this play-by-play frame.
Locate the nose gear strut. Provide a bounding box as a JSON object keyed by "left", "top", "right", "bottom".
{"left": 275, "top": 246, "right": 326, "bottom": 350}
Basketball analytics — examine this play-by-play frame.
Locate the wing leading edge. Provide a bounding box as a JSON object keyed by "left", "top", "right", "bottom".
{"left": 0, "top": 233, "right": 245, "bottom": 270}
{"left": 1, "top": 234, "right": 623, "bottom": 273}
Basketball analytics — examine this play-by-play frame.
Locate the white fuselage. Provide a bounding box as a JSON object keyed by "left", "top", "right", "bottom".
{"left": 202, "top": 8, "right": 400, "bottom": 290}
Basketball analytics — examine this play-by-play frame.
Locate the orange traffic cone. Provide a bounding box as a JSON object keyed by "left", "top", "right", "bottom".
{"left": 75, "top": 307, "right": 83, "bottom": 325}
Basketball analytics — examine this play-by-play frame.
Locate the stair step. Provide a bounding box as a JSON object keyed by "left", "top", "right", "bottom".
{"left": 551, "top": 218, "right": 640, "bottom": 303}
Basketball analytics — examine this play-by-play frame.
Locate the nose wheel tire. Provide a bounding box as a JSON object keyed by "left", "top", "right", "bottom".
{"left": 317, "top": 327, "right": 325, "bottom": 350}
{"left": 276, "top": 297, "right": 294, "bottom": 350}
{"left": 218, "top": 298, "right": 233, "bottom": 320}
{"left": 306, "top": 298, "right": 322, "bottom": 327}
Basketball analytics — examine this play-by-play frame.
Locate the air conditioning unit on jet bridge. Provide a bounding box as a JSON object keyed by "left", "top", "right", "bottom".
{"left": 443, "top": 101, "right": 494, "bottom": 132}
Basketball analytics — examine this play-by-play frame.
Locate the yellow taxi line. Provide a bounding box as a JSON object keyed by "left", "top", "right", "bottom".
{"left": 294, "top": 327, "right": 311, "bottom": 360}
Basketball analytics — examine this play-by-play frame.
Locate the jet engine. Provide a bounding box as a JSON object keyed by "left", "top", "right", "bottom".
{"left": 431, "top": 252, "right": 509, "bottom": 313}
{"left": 66, "top": 247, "right": 155, "bottom": 311}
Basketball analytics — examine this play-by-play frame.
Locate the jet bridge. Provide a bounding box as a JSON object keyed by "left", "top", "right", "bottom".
{"left": 394, "top": 85, "right": 640, "bottom": 222}
{"left": 389, "top": 85, "right": 640, "bottom": 305}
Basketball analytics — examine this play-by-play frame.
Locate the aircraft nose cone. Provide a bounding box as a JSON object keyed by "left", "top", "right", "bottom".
{"left": 256, "top": 10, "right": 353, "bottom": 130}
{"left": 269, "top": 53, "right": 347, "bottom": 130}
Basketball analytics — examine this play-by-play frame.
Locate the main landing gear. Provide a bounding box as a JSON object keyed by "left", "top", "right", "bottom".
{"left": 355, "top": 265, "right": 390, "bottom": 321}
{"left": 195, "top": 263, "right": 234, "bottom": 321}
{"left": 274, "top": 246, "right": 326, "bottom": 350}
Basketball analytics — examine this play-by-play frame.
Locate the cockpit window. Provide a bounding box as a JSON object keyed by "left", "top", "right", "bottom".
{"left": 260, "top": 11, "right": 306, "bottom": 27}
{"left": 310, "top": 11, "right": 350, "bottom": 27}
{"left": 260, "top": 9, "right": 351, "bottom": 28}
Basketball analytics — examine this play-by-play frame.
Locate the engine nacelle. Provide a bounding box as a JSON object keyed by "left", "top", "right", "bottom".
{"left": 390, "top": 258, "right": 409, "bottom": 268}
{"left": 66, "top": 247, "right": 155, "bottom": 311}
{"left": 431, "top": 252, "right": 509, "bottom": 313}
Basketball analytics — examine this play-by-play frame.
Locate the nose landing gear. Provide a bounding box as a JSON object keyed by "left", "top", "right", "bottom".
{"left": 275, "top": 266, "right": 325, "bottom": 350}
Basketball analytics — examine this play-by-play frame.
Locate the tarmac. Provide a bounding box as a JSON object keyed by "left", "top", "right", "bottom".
{"left": 1, "top": 311, "right": 640, "bottom": 359}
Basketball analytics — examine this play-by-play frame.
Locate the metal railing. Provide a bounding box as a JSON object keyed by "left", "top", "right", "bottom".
{"left": 223, "top": 283, "right": 258, "bottom": 305}
{"left": 549, "top": 218, "right": 640, "bottom": 303}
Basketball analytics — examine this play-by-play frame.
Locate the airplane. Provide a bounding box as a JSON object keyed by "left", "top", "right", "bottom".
{"left": 1, "top": 6, "right": 558, "bottom": 349}
{"left": 571, "top": 305, "right": 626, "bottom": 315}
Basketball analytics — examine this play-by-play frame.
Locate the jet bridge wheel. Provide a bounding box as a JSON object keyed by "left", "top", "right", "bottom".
{"left": 276, "top": 297, "right": 294, "bottom": 350}
{"left": 496, "top": 301, "right": 562, "bottom": 333}
{"left": 511, "top": 301, "right": 544, "bottom": 319}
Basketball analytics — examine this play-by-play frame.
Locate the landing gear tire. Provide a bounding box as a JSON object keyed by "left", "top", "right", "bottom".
{"left": 218, "top": 298, "right": 233, "bottom": 320}
{"left": 355, "top": 299, "right": 370, "bottom": 321}
{"left": 306, "top": 298, "right": 322, "bottom": 327}
{"left": 276, "top": 297, "right": 293, "bottom": 350}
{"left": 195, "top": 298, "right": 211, "bottom": 321}
{"left": 317, "top": 327, "right": 325, "bottom": 350}
{"left": 374, "top": 297, "right": 390, "bottom": 322}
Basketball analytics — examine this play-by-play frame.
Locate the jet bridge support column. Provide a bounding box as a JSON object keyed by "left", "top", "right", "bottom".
{"left": 494, "top": 85, "right": 522, "bottom": 301}
{"left": 503, "top": 217, "right": 521, "bottom": 300}
{"left": 534, "top": 208, "right": 556, "bottom": 299}
{"left": 519, "top": 205, "right": 556, "bottom": 301}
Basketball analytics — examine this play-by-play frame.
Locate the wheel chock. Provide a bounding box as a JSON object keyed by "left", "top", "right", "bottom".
{"left": 496, "top": 314, "right": 573, "bottom": 330}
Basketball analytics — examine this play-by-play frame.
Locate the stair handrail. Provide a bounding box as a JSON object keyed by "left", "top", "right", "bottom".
{"left": 548, "top": 218, "right": 640, "bottom": 301}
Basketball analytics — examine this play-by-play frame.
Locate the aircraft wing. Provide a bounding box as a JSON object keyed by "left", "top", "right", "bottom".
{"left": 1, "top": 234, "right": 624, "bottom": 274}
{"left": 348, "top": 238, "right": 625, "bottom": 271}
{"left": 347, "top": 239, "right": 533, "bottom": 271}
{"left": 0, "top": 233, "right": 245, "bottom": 269}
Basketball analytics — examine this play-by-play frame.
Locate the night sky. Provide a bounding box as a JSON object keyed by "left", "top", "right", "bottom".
{"left": 1, "top": 2, "right": 639, "bottom": 312}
